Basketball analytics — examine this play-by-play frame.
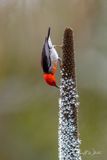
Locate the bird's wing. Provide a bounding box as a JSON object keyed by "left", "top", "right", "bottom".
{"left": 41, "top": 38, "right": 52, "bottom": 73}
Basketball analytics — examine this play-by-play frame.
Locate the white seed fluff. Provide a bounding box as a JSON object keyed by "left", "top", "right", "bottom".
{"left": 58, "top": 72, "right": 81, "bottom": 160}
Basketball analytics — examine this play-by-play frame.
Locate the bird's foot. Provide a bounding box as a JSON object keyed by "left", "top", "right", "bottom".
{"left": 58, "top": 57, "right": 62, "bottom": 69}
{"left": 53, "top": 45, "right": 63, "bottom": 48}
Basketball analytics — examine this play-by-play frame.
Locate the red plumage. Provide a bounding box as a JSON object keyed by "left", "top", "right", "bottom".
{"left": 43, "top": 73, "right": 58, "bottom": 88}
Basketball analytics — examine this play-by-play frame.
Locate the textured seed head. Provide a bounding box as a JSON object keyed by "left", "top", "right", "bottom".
{"left": 58, "top": 28, "right": 81, "bottom": 160}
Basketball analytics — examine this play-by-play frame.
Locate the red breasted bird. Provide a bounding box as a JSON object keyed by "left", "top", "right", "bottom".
{"left": 41, "top": 27, "right": 61, "bottom": 88}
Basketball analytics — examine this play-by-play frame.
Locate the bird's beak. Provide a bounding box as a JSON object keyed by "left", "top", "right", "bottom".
{"left": 55, "top": 84, "right": 59, "bottom": 89}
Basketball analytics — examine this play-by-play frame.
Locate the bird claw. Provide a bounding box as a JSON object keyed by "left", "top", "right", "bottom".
{"left": 58, "top": 57, "right": 62, "bottom": 69}
{"left": 53, "top": 45, "right": 63, "bottom": 48}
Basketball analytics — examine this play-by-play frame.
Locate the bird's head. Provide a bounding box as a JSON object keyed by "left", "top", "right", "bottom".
{"left": 43, "top": 73, "right": 59, "bottom": 88}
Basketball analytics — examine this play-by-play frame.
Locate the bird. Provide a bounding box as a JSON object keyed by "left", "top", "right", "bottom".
{"left": 41, "top": 27, "right": 61, "bottom": 88}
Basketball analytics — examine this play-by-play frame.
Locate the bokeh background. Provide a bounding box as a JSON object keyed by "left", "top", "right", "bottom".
{"left": 0, "top": 0, "right": 107, "bottom": 160}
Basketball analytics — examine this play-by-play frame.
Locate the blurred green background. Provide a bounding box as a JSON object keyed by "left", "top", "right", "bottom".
{"left": 0, "top": 0, "right": 107, "bottom": 160}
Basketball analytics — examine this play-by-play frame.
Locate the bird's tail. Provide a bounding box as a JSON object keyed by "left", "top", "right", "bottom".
{"left": 47, "top": 27, "right": 51, "bottom": 40}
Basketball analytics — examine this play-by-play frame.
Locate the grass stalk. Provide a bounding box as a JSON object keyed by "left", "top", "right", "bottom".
{"left": 58, "top": 28, "right": 81, "bottom": 160}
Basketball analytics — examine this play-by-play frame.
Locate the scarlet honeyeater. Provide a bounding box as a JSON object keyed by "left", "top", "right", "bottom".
{"left": 41, "top": 27, "right": 60, "bottom": 88}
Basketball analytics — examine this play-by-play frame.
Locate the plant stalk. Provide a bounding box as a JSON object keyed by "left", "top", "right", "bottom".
{"left": 58, "top": 28, "right": 81, "bottom": 160}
